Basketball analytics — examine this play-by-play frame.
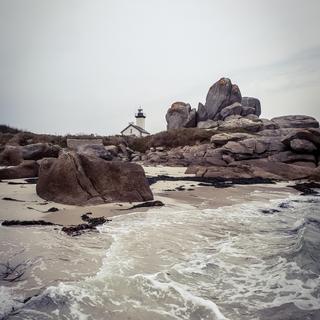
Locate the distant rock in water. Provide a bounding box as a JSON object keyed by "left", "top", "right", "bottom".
{"left": 36, "top": 151, "right": 153, "bottom": 205}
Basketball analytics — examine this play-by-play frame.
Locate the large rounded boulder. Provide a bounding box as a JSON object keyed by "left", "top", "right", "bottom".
{"left": 165, "top": 102, "right": 197, "bottom": 130}
{"left": 36, "top": 151, "right": 153, "bottom": 205}
{"left": 197, "top": 78, "right": 242, "bottom": 121}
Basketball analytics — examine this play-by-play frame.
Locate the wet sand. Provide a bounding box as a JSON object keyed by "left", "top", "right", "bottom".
{"left": 0, "top": 166, "right": 307, "bottom": 320}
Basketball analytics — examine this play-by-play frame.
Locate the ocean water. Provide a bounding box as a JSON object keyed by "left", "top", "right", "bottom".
{"left": 1, "top": 188, "right": 320, "bottom": 320}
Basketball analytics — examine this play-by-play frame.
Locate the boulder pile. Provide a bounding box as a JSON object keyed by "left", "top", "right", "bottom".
{"left": 165, "top": 78, "right": 263, "bottom": 129}
{"left": 149, "top": 77, "right": 320, "bottom": 181}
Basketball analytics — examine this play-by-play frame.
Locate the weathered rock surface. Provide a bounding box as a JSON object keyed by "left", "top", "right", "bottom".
{"left": 166, "top": 102, "right": 197, "bottom": 130}
{"left": 218, "top": 117, "right": 263, "bottom": 132}
{"left": 190, "top": 159, "right": 316, "bottom": 181}
{"left": 234, "top": 159, "right": 316, "bottom": 180}
{"left": 0, "top": 160, "right": 39, "bottom": 179}
{"left": 77, "top": 144, "right": 113, "bottom": 160}
{"left": 281, "top": 128, "right": 320, "bottom": 148}
{"left": 241, "top": 97, "right": 261, "bottom": 116}
{"left": 104, "top": 145, "right": 119, "bottom": 156}
{"left": 164, "top": 78, "right": 320, "bottom": 136}
{"left": 260, "top": 119, "right": 279, "bottom": 130}
{"left": 22, "top": 143, "right": 61, "bottom": 160}
{"left": 197, "top": 120, "right": 219, "bottom": 129}
{"left": 36, "top": 151, "right": 153, "bottom": 205}
{"left": 198, "top": 78, "right": 242, "bottom": 121}
{"left": 220, "top": 102, "right": 242, "bottom": 120}
{"left": 268, "top": 151, "right": 316, "bottom": 164}
{"left": 241, "top": 106, "right": 256, "bottom": 117}
{"left": 210, "top": 132, "right": 254, "bottom": 146}
{"left": 199, "top": 165, "right": 260, "bottom": 179}
{"left": 271, "top": 115, "right": 319, "bottom": 129}
{"left": 292, "top": 161, "right": 317, "bottom": 168}
{"left": 289, "top": 139, "right": 317, "bottom": 153}
{"left": 0, "top": 146, "right": 23, "bottom": 165}
{"left": 221, "top": 136, "right": 285, "bottom": 161}
{"left": 0, "top": 143, "right": 61, "bottom": 166}
{"left": 309, "top": 166, "right": 320, "bottom": 181}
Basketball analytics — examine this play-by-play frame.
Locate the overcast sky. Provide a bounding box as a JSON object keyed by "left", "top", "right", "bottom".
{"left": 1, "top": 0, "right": 320, "bottom": 135}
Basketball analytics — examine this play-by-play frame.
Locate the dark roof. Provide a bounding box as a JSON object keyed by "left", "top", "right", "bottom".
{"left": 121, "top": 123, "right": 150, "bottom": 135}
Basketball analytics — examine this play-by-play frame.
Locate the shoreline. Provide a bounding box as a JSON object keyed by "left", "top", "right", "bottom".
{"left": 0, "top": 165, "right": 300, "bottom": 227}
{"left": 1, "top": 165, "right": 318, "bottom": 320}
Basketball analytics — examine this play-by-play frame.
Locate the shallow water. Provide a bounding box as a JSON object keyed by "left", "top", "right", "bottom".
{"left": 1, "top": 187, "right": 320, "bottom": 320}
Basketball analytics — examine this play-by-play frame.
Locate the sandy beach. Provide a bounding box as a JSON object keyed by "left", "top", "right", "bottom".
{"left": 1, "top": 166, "right": 320, "bottom": 320}
{"left": 0, "top": 166, "right": 298, "bottom": 226}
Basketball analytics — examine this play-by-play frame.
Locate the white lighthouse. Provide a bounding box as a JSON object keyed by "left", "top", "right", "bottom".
{"left": 120, "top": 107, "right": 150, "bottom": 137}
{"left": 135, "top": 107, "right": 146, "bottom": 129}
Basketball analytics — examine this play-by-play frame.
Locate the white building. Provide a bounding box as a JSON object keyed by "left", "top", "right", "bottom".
{"left": 121, "top": 108, "right": 150, "bottom": 137}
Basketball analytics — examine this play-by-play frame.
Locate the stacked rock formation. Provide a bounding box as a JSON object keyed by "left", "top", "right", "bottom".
{"left": 165, "top": 78, "right": 262, "bottom": 130}
{"left": 156, "top": 77, "right": 320, "bottom": 181}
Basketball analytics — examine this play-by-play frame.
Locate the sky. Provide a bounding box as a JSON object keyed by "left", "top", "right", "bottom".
{"left": 0, "top": 0, "right": 320, "bottom": 135}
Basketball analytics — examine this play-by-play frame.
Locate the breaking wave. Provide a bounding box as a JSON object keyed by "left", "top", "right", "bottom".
{"left": 1, "top": 189, "right": 320, "bottom": 319}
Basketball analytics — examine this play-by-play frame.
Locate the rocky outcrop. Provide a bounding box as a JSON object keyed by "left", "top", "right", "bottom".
{"left": 0, "top": 160, "right": 39, "bottom": 179}
{"left": 166, "top": 102, "right": 197, "bottom": 130}
{"left": 165, "top": 78, "right": 320, "bottom": 134}
{"left": 197, "top": 78, "right": 242, "bottom": 121}
{"left": 146, "top": 111, "right": 320, "bottom": 178}
{"left": 148, "top": 78, "right": 320, "bottom": 181}
{"left": 36, "top": 151, "right": 153, "bottom": 205}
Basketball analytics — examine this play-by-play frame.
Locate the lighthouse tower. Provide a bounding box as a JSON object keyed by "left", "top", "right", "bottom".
{"left": 135, "top": 107, "right": 146, "bottom": 129}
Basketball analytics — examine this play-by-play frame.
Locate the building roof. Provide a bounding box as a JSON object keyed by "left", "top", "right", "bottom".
{"left": 121, "top": 123, "right": 150, "bottom": 135}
